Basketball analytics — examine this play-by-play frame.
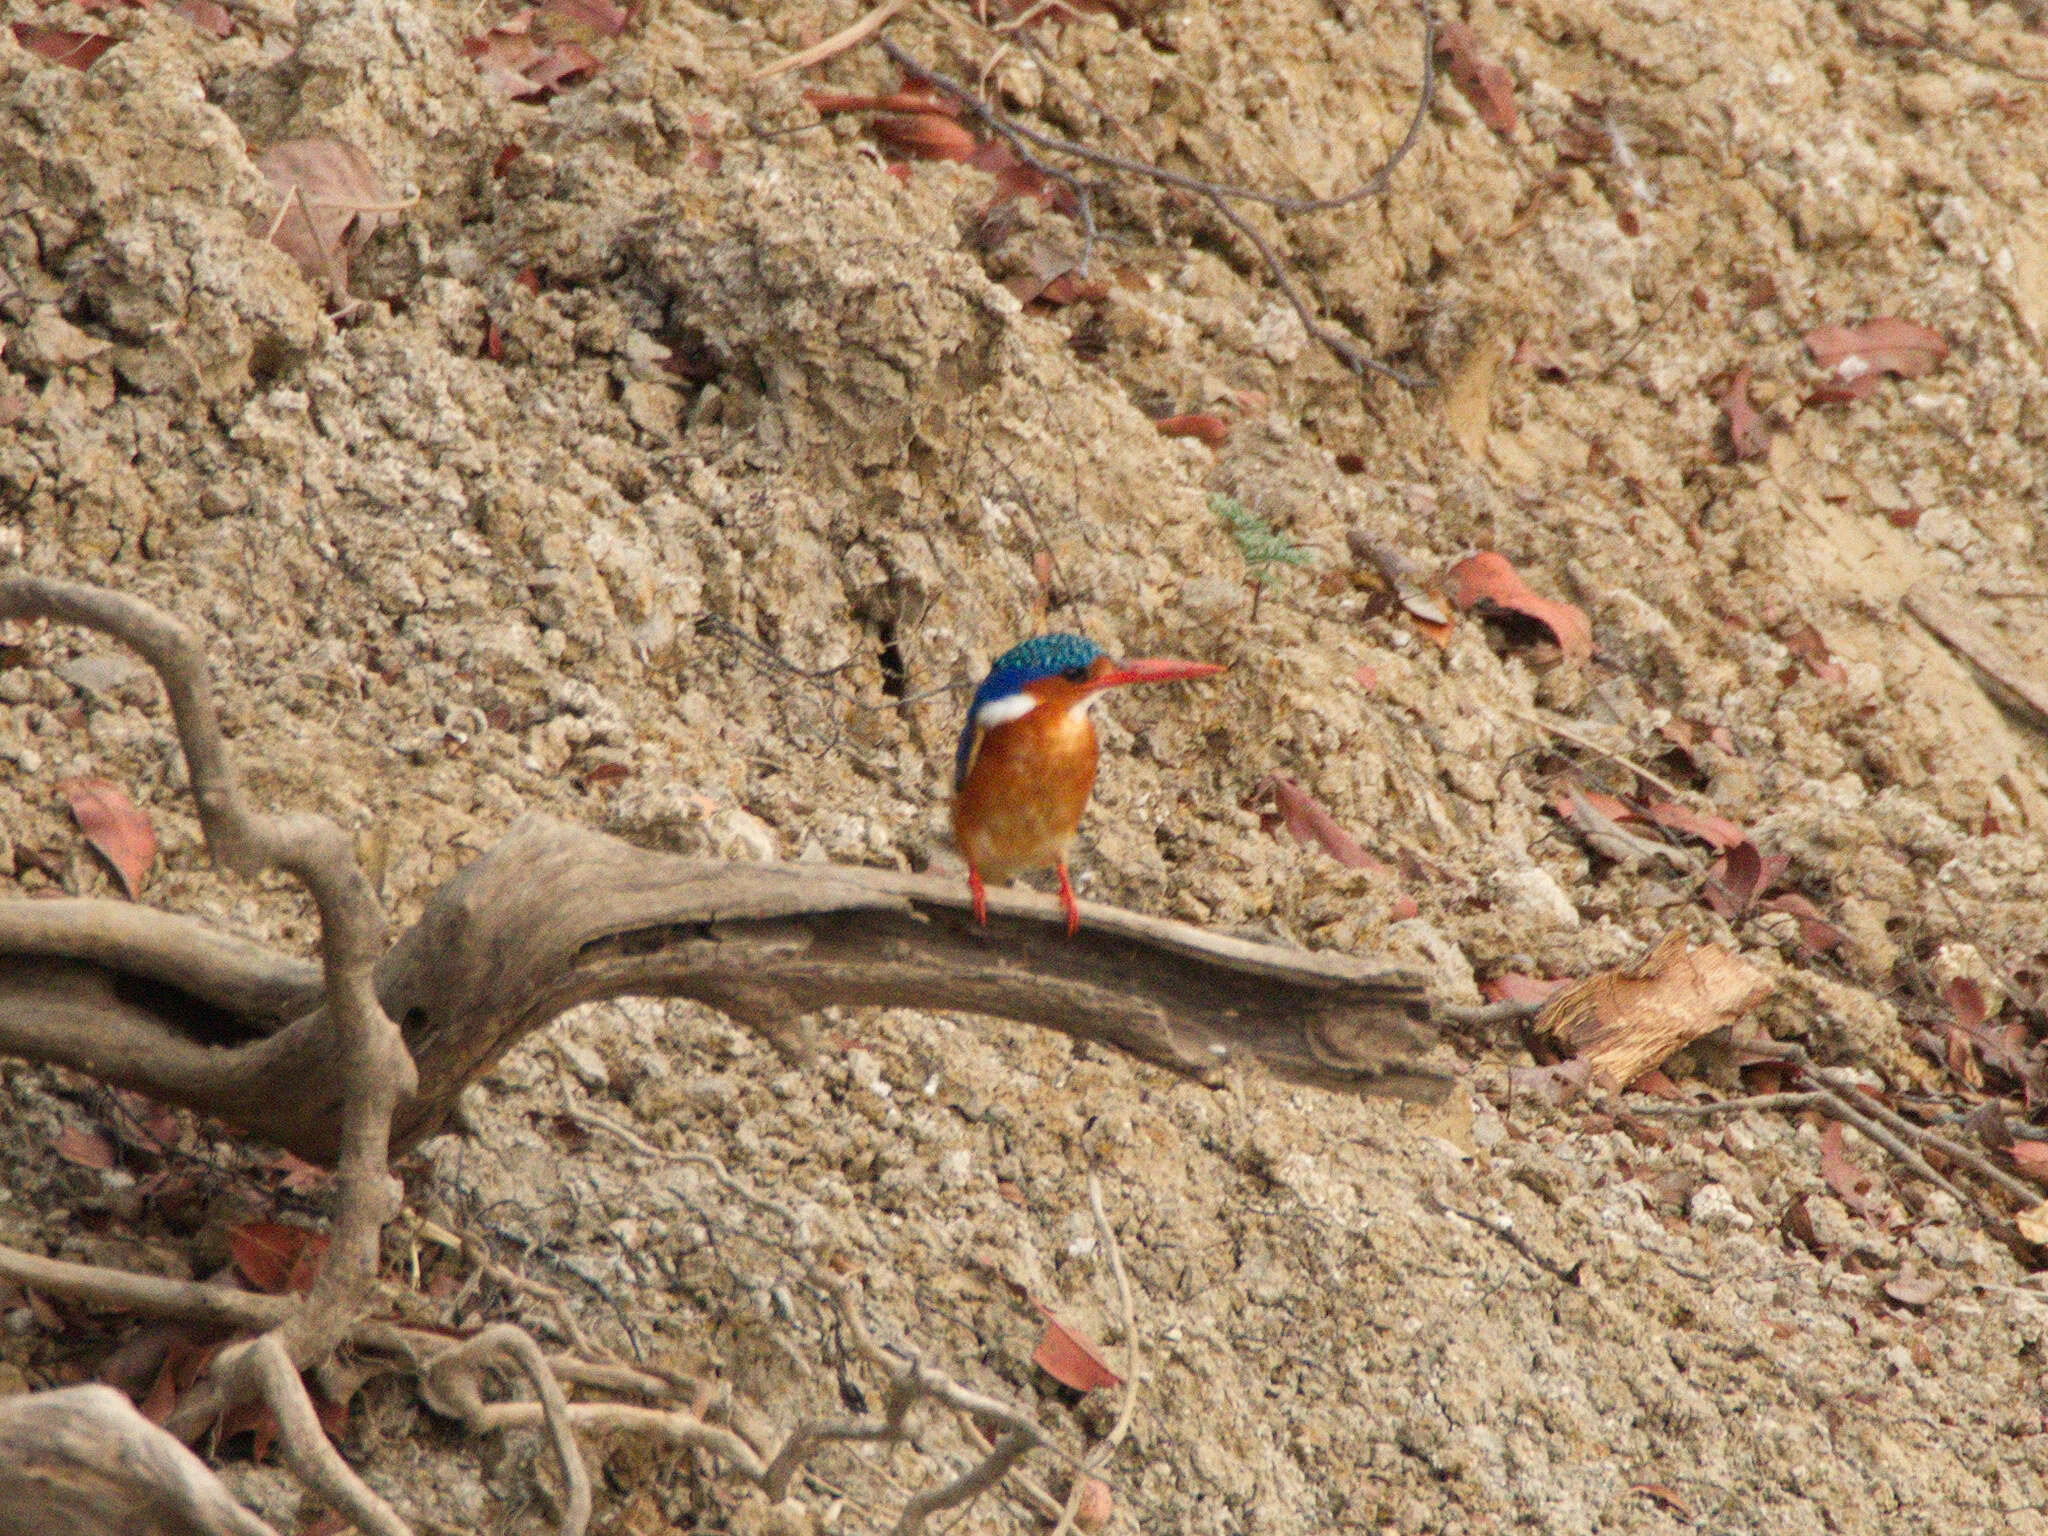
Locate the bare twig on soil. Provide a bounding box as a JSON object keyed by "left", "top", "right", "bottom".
{"left": 751, "top": 0, "right": 918, "bottom": 80}
{"left": 419, "top": 1325, "right": 592, "bottom": 1536}
{"left": 875, "top": 0, "right": 1439, "bottom": 384}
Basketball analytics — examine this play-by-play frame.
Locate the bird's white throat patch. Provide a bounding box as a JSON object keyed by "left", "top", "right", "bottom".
{"left": 974, "top": 692, "right": 1040, "bottom": 728}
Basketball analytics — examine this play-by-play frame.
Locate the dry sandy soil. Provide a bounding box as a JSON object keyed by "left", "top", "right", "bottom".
{"left": 5, "top": 0, "right": 2048, "bottom": 1531}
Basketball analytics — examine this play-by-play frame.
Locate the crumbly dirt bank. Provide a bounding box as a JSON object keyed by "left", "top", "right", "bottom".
{"left": 4, "top": 1, "right": 2048, "bottom": 1531}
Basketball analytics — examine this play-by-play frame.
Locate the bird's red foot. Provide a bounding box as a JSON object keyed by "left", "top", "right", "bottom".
{"left": 1057, "top": 859, "right": 1080, "bottom": 937}
{"left": 968, "top": 866, "right": 988, "bottom": 926}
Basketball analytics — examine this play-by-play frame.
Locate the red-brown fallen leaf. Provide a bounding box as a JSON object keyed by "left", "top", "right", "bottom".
{"left": 260, "top": 1150, "right": 333, "bottom": 1194}
{"left": 1630, "top": 1485, "right": 1693, "bottom": 1519}
{"left": 523, "top": 41, "right": 600, "bottom": 92}
{"left": 1777, "top": 620, "right": 1848, "bottom": 684}
{"left": 229, "top": 1221, "right": 330, "bottom": 1296}
{"left": 1151, "top": 412, "right": 1229, "bottom": 447}
{"left": 1943, "top": 975, "right": 1989, "bottom": 1030}
{"left": 872, "top": 112, "right": 979, "bottom": 163}
{"left": 1819, "top": 1120, "right": 1889, "bottom": 1222}
{"left": 1626, "top": 1067, "right": 1686, "bottom": 1101}
{"left": 1803, "top": 317, "right": 1947, "bottom": 381}
{"left": 1484, "top": 972, "right": 1571, "bottom": 1007}
{"left": 58, "top": 776, "right": 156, "bottom": 900}
{"left": 11, "top": 25, "right": 117, "bottom": 70}
{"left": 1245, "top": 775, "right": 1395, "bottom": 875}
{"left": 53, "top": 1125, "right": 118, "bottom": 1170}
{"left": 174, "top": 0, "right": 235, "bottom": 37}
{"left": 256, "top": 139, "right": 398, "bottom": 303}
{"left": 1448, "top": 551, "right": 1593, "bottom": 661}
{"left": 465, "top": 22, "right": 549, "bottom": 97}
{"left": 2008, "top": 1141, "right": 2048, "bottom": 1176}
{"left": 1757, "top": 892, "right": 1846, "bottom": 955}
{"left": 1716, "top": 363, "right": 1770, "bottom": 460}
{"left": 1434, "top": 22, "right": 1517, "bottom": 137}
{"left": 1334, "top": 451, "right": 1367, "bottom": 474}
{"left": 1031, "top": 1300, "right": 1121, "bottom": 1393}
{"left": 1634, "top": 800, "right": 1746, "bottom": 851}
{"left": 579, "top": 760, "right": 631, "bottom": 787}
{"left": 1702, "top": 840, "right": 1790, "bottom": 919}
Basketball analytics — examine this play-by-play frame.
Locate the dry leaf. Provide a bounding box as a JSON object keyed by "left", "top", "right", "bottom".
{"left": 1536, "top": 938, "right": 1771, "bottom": 1088}
{"left": 872, "top": 113, "right": 979, "bottom": 163}
{"left": 1717, "top": 364, "right": 1770, "bottom": 460}
{"left": 1245, "top": 775, "right": 1393, "bottom": 875}
{"left": 1639, "top": 800, "right": 1749, "bottom": 851}
{"left": 2007, "top": 1141, "right": 2048, "bottom": 1177}
{"left": 1448, "top": 551, "right": 1593, "bottom": 661}
{"left": 1151, "top": 412, "right": 1229, "bottom": 447}
{"left": 1819, "top": 1121, "right": 1889, "bottom": 1223}
{"left": 1757, "top": 892, "right": 1847, "bottom": 955}
{"left": 1435, "top": 23, "right": 1518, "bottom": 137}
{"left": 53, "top": 1125, "right": 118, "bottom": 1170}
{"left": 174, "top": 0, "right": 235, "bottom": 37}
{"left": 1030, "top": 1301, "right": 1122, "bottom": 1393}
{"left": 11, "top": 24, "right": 116, "bottom": 70}
{"left": 1483, "top": 972, "right": 1572, "bottom": 1008}
{"left": 229, "top": 1221, "right": 330, "bottom": 1295}
{"left": 1777, "top": 620, "right": 1848, "bottom": 684}
{"left": 58, "top": 776, "right": 156, "bottom": 900}
{"left": 1803, "top": 317, "right": 1947, "bottom": 381}
{"left": 256, "top": 139, "right": 398, "bottom": 305}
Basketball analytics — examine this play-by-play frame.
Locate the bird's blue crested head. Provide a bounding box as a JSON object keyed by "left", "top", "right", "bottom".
{"left": 973, "top": 633, "right": 1105, "bottom": 706}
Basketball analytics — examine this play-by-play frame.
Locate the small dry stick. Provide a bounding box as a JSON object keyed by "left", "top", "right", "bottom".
{"left": 750, "top": 0, "right": 918, "bottom": 80}
{"left": 1048, "top": 1174, "right": 1142, "bottom": 1536}
{"left": 420, "top": 1325, "right": 592, "bottom": 1536}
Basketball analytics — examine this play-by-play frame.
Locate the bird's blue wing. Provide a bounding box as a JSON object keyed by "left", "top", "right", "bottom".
{"left": 953, "top": 715, "right": 983, "bottom": 794}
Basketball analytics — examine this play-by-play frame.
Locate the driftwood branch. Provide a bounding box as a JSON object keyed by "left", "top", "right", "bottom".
{"left": 1, "top": 815, "right": 1446, "bottom": 1163}
{"left": 0, "top": 1385, "right": 280, "bottom": 1536}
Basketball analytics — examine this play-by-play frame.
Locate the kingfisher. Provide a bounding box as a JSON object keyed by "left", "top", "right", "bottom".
{"left": 951, "top": 633, "right": 1225, "bottom": 935}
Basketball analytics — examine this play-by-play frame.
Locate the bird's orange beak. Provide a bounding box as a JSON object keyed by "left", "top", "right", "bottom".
{"left": 1088, "top": 656, "right": 1228, "bottom": 690}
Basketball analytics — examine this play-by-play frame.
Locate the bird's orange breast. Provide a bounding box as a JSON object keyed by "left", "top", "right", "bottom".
{"left": 951, "top": 702, "right": 1099, "bottom": 882}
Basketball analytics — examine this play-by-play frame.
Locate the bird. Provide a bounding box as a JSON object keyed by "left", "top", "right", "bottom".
{"left": 950, "top": 633, "right": 1225, "bottom": 935}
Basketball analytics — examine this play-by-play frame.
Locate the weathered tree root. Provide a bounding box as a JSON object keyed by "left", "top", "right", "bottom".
{"left": 0, "top": 574, "right": 1448, "bottom": 1532}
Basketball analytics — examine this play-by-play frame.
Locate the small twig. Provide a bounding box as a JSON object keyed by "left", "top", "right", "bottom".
{"left": 1047, "top": 1175, "right": 1141, "bottom": 1536}
{"left": 876, "top": 0, "right": 1438, "bottom": 380}
{"left": 1503, "top": 705, "right": 1691, "bottom": 803}
{"left": 232, "top": 1334, "right": 408, "bottom": 1536}
{"left": 1631, "top": 1091, "right": 1830, "bottom": 1117}
{"left": 1425, "top": 1190, "right": 1584, "bottom": 1286}
{"left": 889, "top": 4, "right": 1436, "bottom": 214}
{"left": 751, "top": 0, "right": 918, "bottom": 80}
{"left": 420, "top": 1325, "right": 592, "bottom": 1536}
{"left": 878, "top": 39, "right": 1098, "bottom": 272}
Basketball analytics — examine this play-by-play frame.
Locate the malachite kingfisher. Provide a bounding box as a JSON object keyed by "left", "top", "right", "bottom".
{"left": 951, "top": 633, "right": 1226, "bottom": 935}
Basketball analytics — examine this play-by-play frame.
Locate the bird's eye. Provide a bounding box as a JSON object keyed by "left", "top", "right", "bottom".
{"left": 1062, "top": 665, "right": 1092, "bottom": 683}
